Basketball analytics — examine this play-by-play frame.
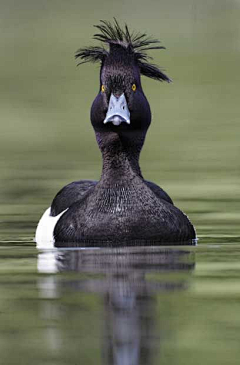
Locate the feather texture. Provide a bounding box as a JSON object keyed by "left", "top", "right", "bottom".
{"left": 75, "top": 19, "right": 171, "bottom": 82}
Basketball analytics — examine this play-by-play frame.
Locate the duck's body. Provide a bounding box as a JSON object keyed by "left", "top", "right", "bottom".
{"left": 52, "top": 180, "right": 194, "bottom": 245}
{"left": 35, "top": 20, "right": 196, "bottom": 246}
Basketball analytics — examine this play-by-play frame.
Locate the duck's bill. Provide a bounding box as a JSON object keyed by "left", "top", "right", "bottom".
{"left": 104, "top": 114, "right": 130, "bottom": 126}
{"left": 103, "top": 93, "right": 130, "bottom": 126}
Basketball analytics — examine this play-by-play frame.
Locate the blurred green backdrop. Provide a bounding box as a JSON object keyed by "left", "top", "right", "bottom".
{"left": 0, "top": 3, "right": 240, "bottom": 365}
{"left": 0, "top": 0, "right": 239, "bottom": 239}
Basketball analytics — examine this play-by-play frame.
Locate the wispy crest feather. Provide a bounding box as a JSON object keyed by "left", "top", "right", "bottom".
{"left": 75, "top": 19, "right": 171, "bottom": 82}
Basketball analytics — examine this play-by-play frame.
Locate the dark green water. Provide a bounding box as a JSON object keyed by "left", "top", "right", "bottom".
{"left": 0, "top": 0, "right": 240, "bottom": 364}
{"left": 1, "top": 241, "right": 240, "bottom": 364}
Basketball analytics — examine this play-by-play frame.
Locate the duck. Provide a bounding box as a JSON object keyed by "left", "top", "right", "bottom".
{"left": 35, "top": 19, "right": 196, "bottom": 247}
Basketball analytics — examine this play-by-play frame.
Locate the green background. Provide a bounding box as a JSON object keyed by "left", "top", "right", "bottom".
{"left": 1, "top": 0, "right": 239, "bottom": 235}
{"left": 0, "top": 2, "right": 240, "bottom": 364}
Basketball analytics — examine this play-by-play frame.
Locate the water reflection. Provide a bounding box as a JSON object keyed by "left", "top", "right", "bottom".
{"left": 37, "top": 247, "right": 195, "bottom": 365}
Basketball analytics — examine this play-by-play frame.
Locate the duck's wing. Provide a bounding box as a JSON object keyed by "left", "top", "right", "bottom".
{"left": 145, "top": 180, "right": 173, "bottom": 205}
{"left": 51, "top": 180, "right": 98, "bottom": 216}
{"left": 35, "top": 180, "right": 97, "bottom": 248}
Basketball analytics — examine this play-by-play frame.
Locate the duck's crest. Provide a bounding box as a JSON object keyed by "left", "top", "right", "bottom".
{"left": 75, "top": 19, "right": 171, "bottom": 82}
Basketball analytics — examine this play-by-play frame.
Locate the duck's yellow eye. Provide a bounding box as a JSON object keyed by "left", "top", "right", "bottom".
{"left": 101, "top": 85, "right": 105, "bottom": 93}
{"left": 132, "top": 84, "right": 137, "bottom": 92}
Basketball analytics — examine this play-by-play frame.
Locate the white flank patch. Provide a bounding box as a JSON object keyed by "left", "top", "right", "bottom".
{"left": 35, "top": 207, "right": 68, "bottom": 249}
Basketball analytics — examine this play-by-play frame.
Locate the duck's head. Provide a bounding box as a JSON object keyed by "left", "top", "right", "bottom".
{"left": 76, "top": 20, "right": 171, "bottom": 146}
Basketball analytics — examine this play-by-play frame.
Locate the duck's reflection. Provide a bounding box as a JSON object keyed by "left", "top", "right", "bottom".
{"left": 37, "top": 247, "right": 195, "bottom": 365}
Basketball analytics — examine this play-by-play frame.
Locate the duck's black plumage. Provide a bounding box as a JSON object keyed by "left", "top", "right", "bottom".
{"left": 50, "top": 19, "right": 195, "bottom": 245}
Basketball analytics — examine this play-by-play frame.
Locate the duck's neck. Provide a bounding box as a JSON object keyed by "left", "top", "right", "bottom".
{"left": 95, "top": 130, "right": 146, "bottom": 185}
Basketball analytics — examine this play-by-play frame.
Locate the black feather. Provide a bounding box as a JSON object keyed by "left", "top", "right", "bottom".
{"left": 75, "top": 18, "right": 171, "bottom": 82}
{"left": 75, "top": 46, "right": 107, "bottom": 65}
{"left": 138, "top": 61, "right": 172, "bottom": 83}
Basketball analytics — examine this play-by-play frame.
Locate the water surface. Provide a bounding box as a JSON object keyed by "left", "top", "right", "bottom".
{"left": 0, "top": 227, "right": 240, "bottom": 364}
